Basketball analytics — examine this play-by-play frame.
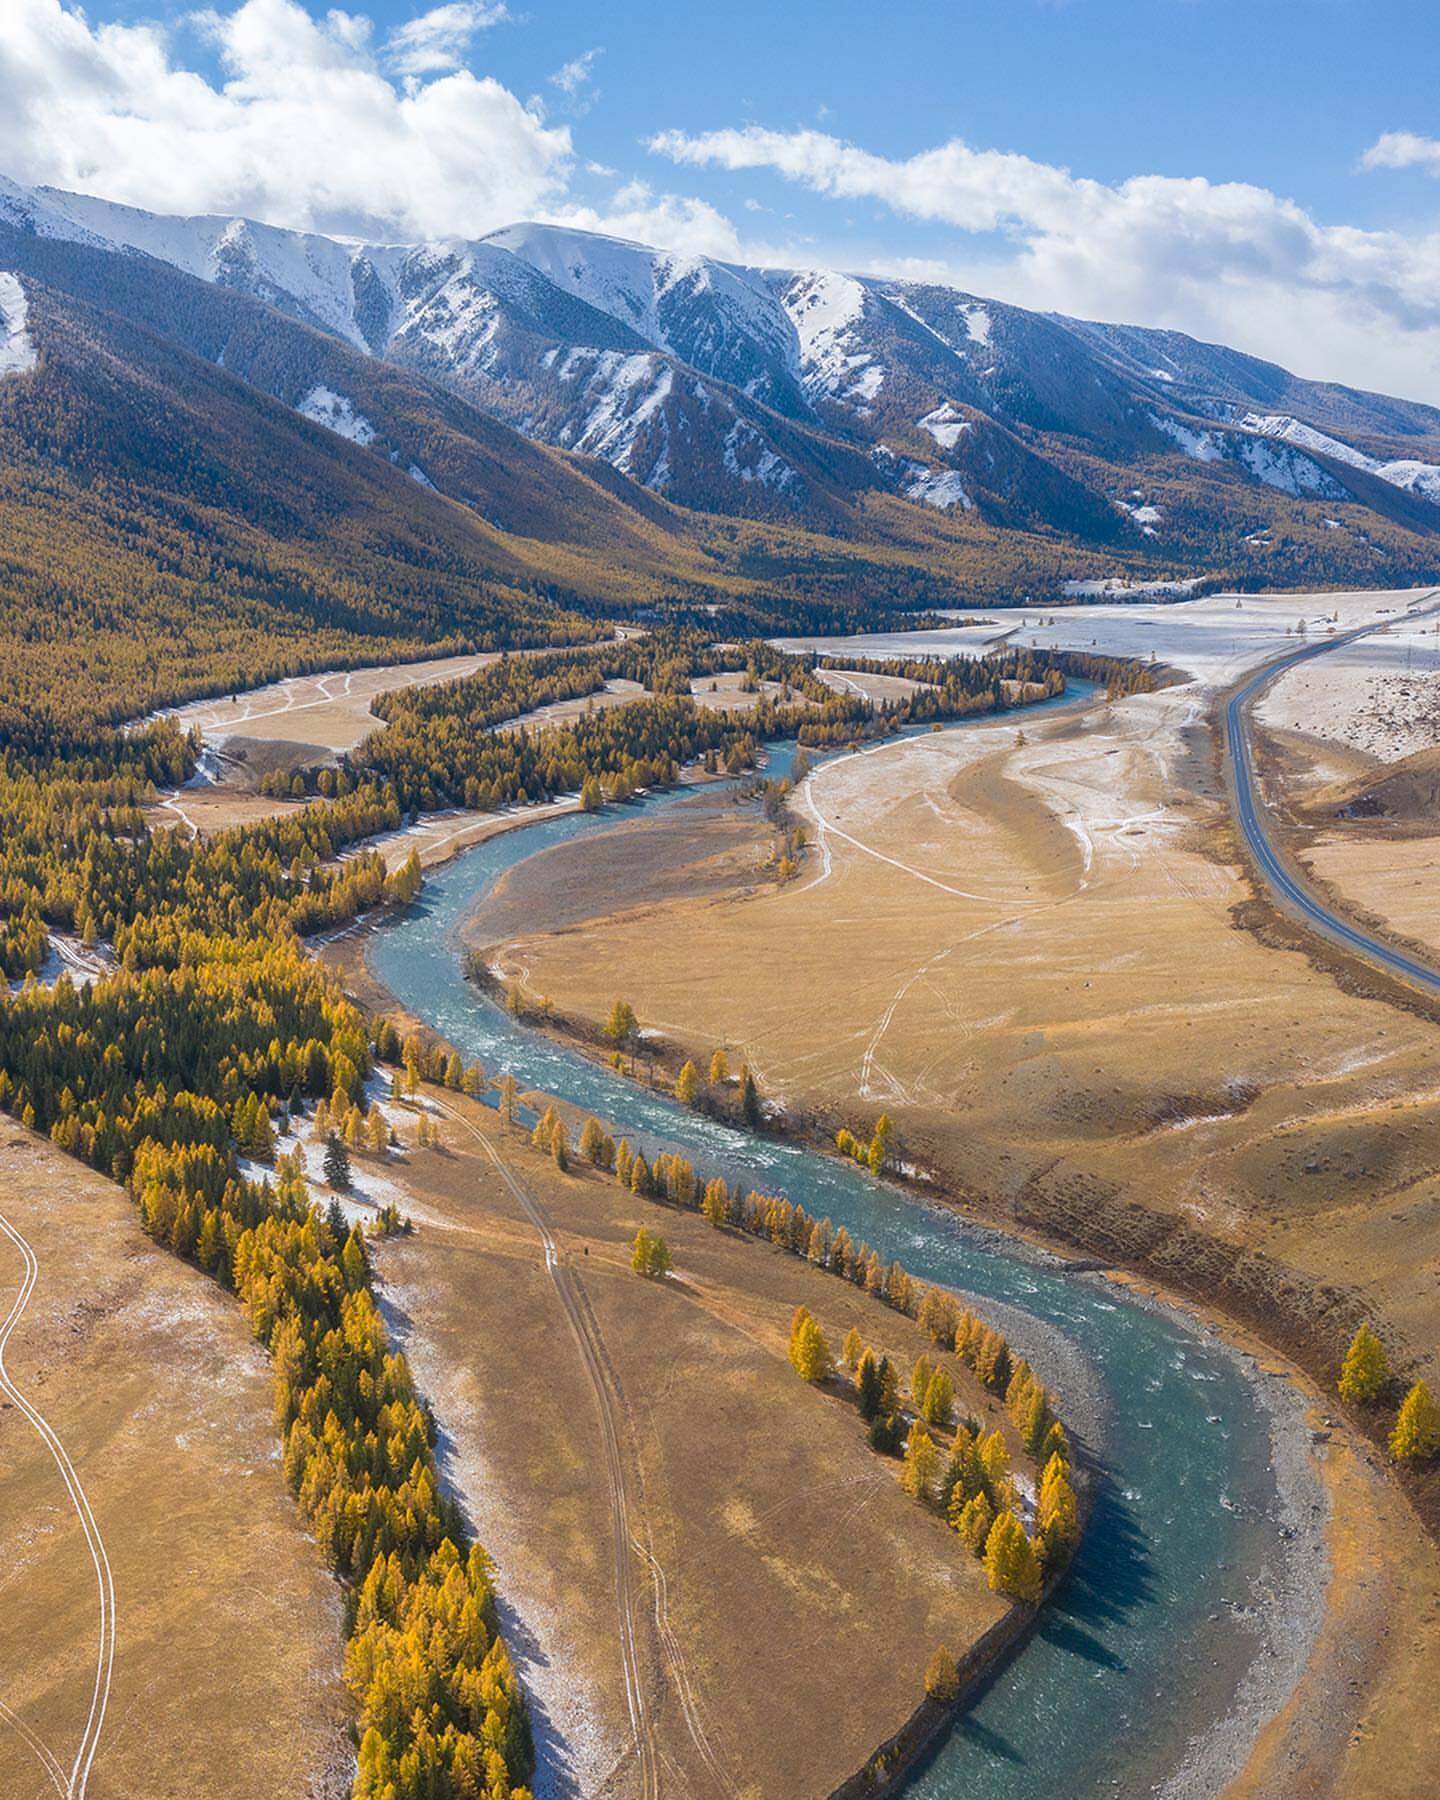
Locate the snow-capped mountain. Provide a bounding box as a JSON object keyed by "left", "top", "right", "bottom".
{"left": 7, "top": 172, "right": 1440, "bottom": 576}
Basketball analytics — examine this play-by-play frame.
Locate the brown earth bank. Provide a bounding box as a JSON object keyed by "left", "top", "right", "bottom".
{"left": 365, "top": 1091, "right": 1045, "bottom": 1800}
{"left": 0, "top": 1119, "right": 351, "bottom": 1800}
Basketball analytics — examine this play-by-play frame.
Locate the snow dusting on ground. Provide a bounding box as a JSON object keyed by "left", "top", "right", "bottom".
{"left": 0, "top": 272, "right": 37, "bottom": 375}
{"left": 778, "top": 585, "right": 1440, "bottom": 698}
{"left": 297, "top": 385, "right": 377, "bottom": 446}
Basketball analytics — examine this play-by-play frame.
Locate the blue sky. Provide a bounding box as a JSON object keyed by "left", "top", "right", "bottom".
{"left": 7, "top": 1, "right": 1440, "bottom": 397}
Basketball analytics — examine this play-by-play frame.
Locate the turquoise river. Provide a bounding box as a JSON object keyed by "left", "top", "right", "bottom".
{"left": 366, "top": 702, "right": 1306, "bottom": 1798}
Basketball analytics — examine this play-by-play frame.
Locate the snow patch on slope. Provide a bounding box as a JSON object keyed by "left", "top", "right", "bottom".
{"left": 918, "top": 402, "right": 972, "bottom": 450}
{"left": 556, "top": 349, "right": 673, "bottom": 475}
{"left": 1242, "top": 412, "right": 1440, "bottom": 505}
{"left": 905, "top": 467, "right": 971, "bottom": 511}
{"left": 1151, "top": 412, "right": 1348, "bottom": 498}
{"left": 783, "top": 270, "right": 877, "bottom": 402}
{"left": 722, "top": 419, "right": 798, "bottom": 492}
{"left": 0, "top": 272, "right": 37, "bottom": 375}
{"left": 298, "top": 385, "right": 376, "bottom": 445}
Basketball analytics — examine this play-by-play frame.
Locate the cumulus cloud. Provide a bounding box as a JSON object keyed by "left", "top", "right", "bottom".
{"left": 1362, "top": 130, "right": 1440, "bottom": 176}
{"left": 383, "top": 2, "right": 509, "bottom": 79}
{"left": 0, "top": 0, "right": 569, "bottom": 238}
{"left": 651, "top": 124, "right": 1440, "bottom": 401}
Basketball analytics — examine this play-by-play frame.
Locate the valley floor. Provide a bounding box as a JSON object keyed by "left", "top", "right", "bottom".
{"left": 0, "top": 1120, "right": 352, "bottom": 1799}
{"left": 460, "top": 652, "right": 1440, "bottom": 1794}
{"left": 353, "top": 1089, "right": 1027, "bottom": 1799}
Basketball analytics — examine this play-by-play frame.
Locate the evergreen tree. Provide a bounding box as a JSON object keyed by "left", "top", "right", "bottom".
{"left": 856, "top": 1349, "right": 883, "bottom": 1422}
{"left": 1338, "top": 1323, "right": 1390, "bottom": 1405}
{"left": 323, "top": 1132, "right": 351, "bottom": 1191}
{"left": 739, "top": 1065, "right": 760, "bottom": 1126}
{"left": 984, "top": 1511, "right": 1043, "bottom": 1602}
{"left": 1390, "top": 1381, "right": 1440, "bottom": 1461}
{"left": 646, "top": 1234, "right": 672, "bottom": 1278}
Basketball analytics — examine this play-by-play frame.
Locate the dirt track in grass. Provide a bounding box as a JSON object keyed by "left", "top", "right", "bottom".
{"left": 0, "top": 1120, "right": 351, "bottom": 1800}
{"left": 369, "top": 1093, "right": 1027, "bottom": 1800}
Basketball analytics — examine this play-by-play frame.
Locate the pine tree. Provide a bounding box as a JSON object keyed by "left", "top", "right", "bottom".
{"left": 323, "top": 1132, "right": 351, "bottom": 1191}
{"left": 911, "top": 1354, "right": 936, "bottom": 1409}
{"left": 923, "top": 1646, "right": 960, "bottom": 1706}
{"left": 901, "top": 1424, "right": 940, "bottom": 1505}
{"left": 841, "top": 1326, "right": 864, "bottom": 1369}
{"left": 552, "top": 1129, "right": 568, "bottom": 1173}
{"left": 1037, "top": 1464, "right": 1080, "bottom": 1564}
{"left": 979, "top": 1428, "right": 1009, "bottom": 1484}
{"left": 1390, "top": 1381, "right": 1440, "bottom": 1461}
{"left": 739, "top": 1065, "right": 760, "bottom": 1126}
{"left": 877, "top": 1355, "right": 900, "bottom": 1417}
{"left": 954, "top": 1491, "right": 995, "bottom": 1556}
{"left": 497, "top": 1072, "right": 518, "bottom": 1125}
{"left": 856, "top": 1349, "right": 883, "bottom": 1422}
{"left": 579, "top": 1116, "right": 607, "bottom": 1165}
{"left": 792, "top": 1314, "right": 833, "bottom": 1382}
{"left": 675, "top": 1060, "right": 701, "bottom": 1106}
{"left": 702, "top": 1177, "right": 729, "bottom": 1226}
{"left": 646, "top": 1235, "right": 672, "bottom": 1278}
{"left": 984, "top": 1511, "right": 1043, "bottom": 1602}
{"left": 923, "top": 1368, "right": 956, "bottom": 1428}
{"left": 1338, "top": 1323, "right": 1390, "bottom": 1405}
{"left": 604, "top": 1000, "right": 638, "bottom": 1046}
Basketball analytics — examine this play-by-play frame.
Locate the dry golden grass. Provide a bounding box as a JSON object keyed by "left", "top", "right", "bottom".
{"left": 486, "top": 691, "right": 1440, "bottom": 1372}
{"left": 0, "top": 1120, "right": 350, "bottom": 1800}
{"left": 371, "top": 1093, "right": 1019, "bottom": 1799}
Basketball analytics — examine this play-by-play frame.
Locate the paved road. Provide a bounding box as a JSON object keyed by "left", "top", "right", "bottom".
{"left": 1224, "top": 591, "right": 1440, "bottom": 996}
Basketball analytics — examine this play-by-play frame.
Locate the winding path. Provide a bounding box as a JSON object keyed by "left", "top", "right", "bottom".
{"left": 0, "top": 1209, "right": 115, "bottom": 1799}
{"left": 1224, "top": 589, "right": 1440, "bottom": 995}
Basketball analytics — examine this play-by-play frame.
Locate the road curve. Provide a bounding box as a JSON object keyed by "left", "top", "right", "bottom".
{"left": 0, "top": 1209, "right": 116, "bottom": 1800}
{"left": 1223, "top": 590, "right": 1440, "bottom": 996}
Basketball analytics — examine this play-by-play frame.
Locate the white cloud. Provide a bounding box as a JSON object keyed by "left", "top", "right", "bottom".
{"left": 383, "top": 3, "right": 509, "bottom": 79}
{"left": 651, "top": 124, "right": 1440, "bottom": 402}
{"left": 549, "top": 47, "right": 601, "bottom": 95}
{"left": 1362, "top": 130, "right": 1440, "bottom": 176}
{"left": 0, "top": 0, "right": 569, "bottom": 238}
{"left": 556, "top": 180, "right": 743, "bottom": 259}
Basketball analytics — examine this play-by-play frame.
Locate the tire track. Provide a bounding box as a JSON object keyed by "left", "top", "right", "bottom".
{"left": 431, "top": 1102, "right": 666, "bottom": 1799}
{"left": 0, "top": 1209, "right": 115, "bottom": 1800}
